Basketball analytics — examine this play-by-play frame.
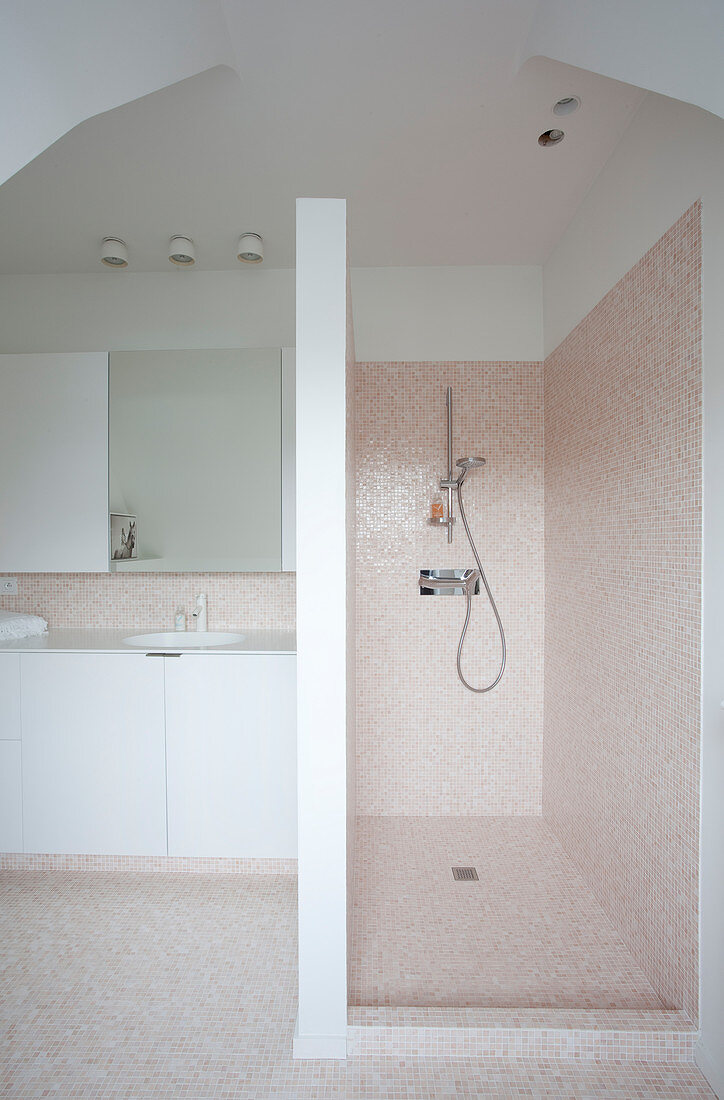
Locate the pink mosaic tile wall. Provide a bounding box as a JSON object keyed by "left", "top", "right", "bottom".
{"left": 543, "top": 203, "right": 702, "bottom": 1024}
{"left": 355, "top": 361, "right": 544, "bottom": 815}
{"left": 0, "top": 571, "right": 295, "bottom": 631}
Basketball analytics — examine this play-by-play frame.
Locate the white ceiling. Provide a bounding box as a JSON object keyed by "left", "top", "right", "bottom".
{"left": 0, "top": 1, "right": 644, "bottom": 273}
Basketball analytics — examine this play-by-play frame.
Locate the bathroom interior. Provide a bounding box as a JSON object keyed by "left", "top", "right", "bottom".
{"left": 0, "top": 5, "right": 723, "bottom": 1096}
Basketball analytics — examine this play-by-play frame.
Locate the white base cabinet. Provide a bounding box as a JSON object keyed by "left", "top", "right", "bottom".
{"left": 165, "top": 654, "right": 296, "bottom": 858}
{"left": 4, "top": 650, "right": 296, "bottom": 859}
{"left": 0, "top": 653, "right": 21, "bottom": 740}
{"left": 21, "top": 654, "right": 167, "bottom": 855}
{"left": 0, "top": 653, "right": 23, "bottom": 849}
{"left": 0, "top": 741, "right": 22, "bottom": 851}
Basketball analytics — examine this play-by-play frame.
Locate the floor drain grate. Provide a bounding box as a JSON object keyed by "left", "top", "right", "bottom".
{"left": 452, "top": 866, "right": 479, "bottom": 881}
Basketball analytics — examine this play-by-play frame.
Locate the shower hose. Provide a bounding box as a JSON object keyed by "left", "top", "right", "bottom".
{"left": 456, "top": 480, "right": 506, "bottom": 693}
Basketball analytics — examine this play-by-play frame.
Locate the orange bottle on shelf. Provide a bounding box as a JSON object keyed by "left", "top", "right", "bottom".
{"left": 431, "top": 493, "right": 444, "bottom": 520}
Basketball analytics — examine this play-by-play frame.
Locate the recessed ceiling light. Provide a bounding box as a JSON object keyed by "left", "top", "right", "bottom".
{"left": 100, "top": 237, "right": 128, "bottom": 268}
{"left": 237, "top": 233, "right": 264, "bottom": 264}
{"left": 168, "top": 236, "right": 195, "bottom": 265}
{"left": 553, "top": 95, "right": 581, "bottom": 117}
{"left": 538, "top": 128, "right": 565, "bottom": 147}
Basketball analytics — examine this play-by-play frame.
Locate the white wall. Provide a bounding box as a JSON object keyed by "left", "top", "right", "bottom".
{"left": 0, "top": 264, "right": 543, "bottom": 363}
{"left": 294, "top": 198, "right": 349, "bottom": 1058}
{"left": 0, "top": 269, "right": 294, "bottom": 352}
{"left": 543, "top": 91, "right": 724, "bottom": 1097}
{"left": 351, "top": 265, "right": 542, "bottom": 361}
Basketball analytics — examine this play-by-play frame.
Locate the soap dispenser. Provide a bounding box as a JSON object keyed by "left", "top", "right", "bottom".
{"left": 175, "top": 608, "right": 186, "bottom": 632}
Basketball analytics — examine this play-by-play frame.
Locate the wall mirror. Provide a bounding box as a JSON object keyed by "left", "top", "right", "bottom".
{"left": 109, "top": 348, "right": 294, "bottom": 572}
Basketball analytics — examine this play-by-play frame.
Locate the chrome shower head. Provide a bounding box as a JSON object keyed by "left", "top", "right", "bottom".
{"left": 455, "top": 456, "right": 486, "bottom": 484}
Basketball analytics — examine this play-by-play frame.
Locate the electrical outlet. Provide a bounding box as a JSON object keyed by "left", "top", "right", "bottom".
{"left": 0, "top": 577, "right": 18, "bottom": 595}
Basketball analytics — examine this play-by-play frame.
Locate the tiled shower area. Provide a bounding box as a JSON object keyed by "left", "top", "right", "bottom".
{"left": 349, "top": 204, "right": 702, "bottom": 1059}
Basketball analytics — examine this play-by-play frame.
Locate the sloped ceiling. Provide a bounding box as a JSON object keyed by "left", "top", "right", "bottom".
{"left": 0, "top": 53, "right": 642, "bottom": 270}
{"left": 2, "top": 0, "right": 721, "bottom": 270}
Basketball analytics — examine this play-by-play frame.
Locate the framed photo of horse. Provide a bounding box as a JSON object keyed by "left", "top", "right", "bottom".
{"left": 110, "top": 513, "right": 138, "bottom": 561}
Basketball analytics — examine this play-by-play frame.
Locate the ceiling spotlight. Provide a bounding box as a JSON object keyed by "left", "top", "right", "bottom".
{"left": 100, "top": 237, "right": 128, "bottom": 268}
{"left": 538, "top": 128, "right": 565, "bottom": 147}
{"left": 168, "top": 236, "right": 196, "bottom": 266}
{"left": 553, "top": 96, "right": 581, "bottom": 117}
{"left": 237, "top": 233, "right": 264, "bottom": 264}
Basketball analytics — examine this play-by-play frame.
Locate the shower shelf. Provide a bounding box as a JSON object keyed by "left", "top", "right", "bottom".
{"left": 428, "top": 516, "right": 455, "bottom": 526}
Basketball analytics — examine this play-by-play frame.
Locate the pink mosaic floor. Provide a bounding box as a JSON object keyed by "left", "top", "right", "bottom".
{"left": 0, "top": 869, "right": 713, "bottom": 1098}
{"left": 350, "top": 817, "right": 666, "bottom": 1009}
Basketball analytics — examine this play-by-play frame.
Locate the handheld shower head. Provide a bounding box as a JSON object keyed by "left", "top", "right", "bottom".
{"left": 455, "top": 456, "right": 486, "bottom": 484}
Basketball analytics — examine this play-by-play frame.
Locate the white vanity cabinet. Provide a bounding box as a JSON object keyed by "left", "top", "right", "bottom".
{"left": 164, "top": 654, "right": 296, "bottom": 858}
{"left": 0, "top": 653, "right": 22, "bottom": 850}
{"left": 0, "top": 652, "right": 21, "bottom": 740}
{"left": 20, "top": 653, "right": 167, "bottom": 855}
{"left": 3, "top": 647, "right": 296, "bottom": 859}
{"left": 0, "top": 353, "right": 109, "bottom": 572}
{"left": 0, "top": 742, "right": 23, "bottom": 852}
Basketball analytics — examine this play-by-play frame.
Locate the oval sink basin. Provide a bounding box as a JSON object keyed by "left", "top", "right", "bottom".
{"left": 124, "top": 631, "right": 245, "bottom": 649}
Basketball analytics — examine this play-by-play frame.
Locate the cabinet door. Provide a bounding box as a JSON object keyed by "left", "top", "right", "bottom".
{"left": 0, "top": 653, "right": 21, "bottom": 740}
{"left": 165, "top": 654, "right": 296, "bottom": 858}
{"left": 0, "top": 353, "right": 109, "bottom": 571}
{"left": 21, "top": 653, "right": 166, "bottom": 855}
{"left": 0, "top": 742, "right": 22, "bottom": 851}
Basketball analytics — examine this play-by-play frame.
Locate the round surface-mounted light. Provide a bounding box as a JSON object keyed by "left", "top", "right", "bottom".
{"left": 168, "top": 236, "right": 196, "bottom": 265}
{"left": 237, "top": 233, "right": 264, "bottom": 264}
{"left": 538, "top": 128, "right": 565, "bottom": 147}
{"left": 553, "top": 95, "right": 581, "bottom": 117}
{"left": 100, "top": 237, "right": 128, "bottom": 267}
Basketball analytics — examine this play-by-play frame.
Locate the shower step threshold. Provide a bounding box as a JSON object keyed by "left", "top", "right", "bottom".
{"left": 347, "top": 1006, "right": 697, "bottom": 1062}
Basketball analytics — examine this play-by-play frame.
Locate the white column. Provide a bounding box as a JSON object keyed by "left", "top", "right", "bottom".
{"left": 294, "top": 198, "right": 349, "bottom": 1058}
{"left": 697, "top": 191, "right": 724, "bottom": 1100}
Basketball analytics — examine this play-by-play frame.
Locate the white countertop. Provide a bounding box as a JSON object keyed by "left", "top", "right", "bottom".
{"left": 0, "top": 628, "right": 296, "bottom": 655}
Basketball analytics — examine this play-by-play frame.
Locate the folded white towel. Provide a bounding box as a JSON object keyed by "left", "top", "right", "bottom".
{"left": 0, "top": 610, "right": 48, "bottom": 640}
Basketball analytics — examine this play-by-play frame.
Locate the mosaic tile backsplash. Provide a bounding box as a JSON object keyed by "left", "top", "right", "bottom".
{"left": 543, "top": 203, "right": 702, "bottom": 1024}
{"left": 354, "top": 361, "right": 544, "bottom": 815}
{"left": 0, "top": 571, "right": 296, "bottom": 632}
